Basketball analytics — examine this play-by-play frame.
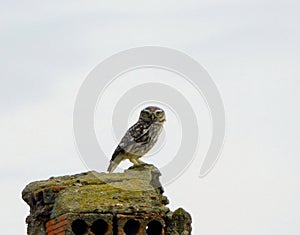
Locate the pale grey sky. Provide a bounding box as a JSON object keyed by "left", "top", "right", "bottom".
{"left": 0, "top": 0, "right": 299, "bottom": 234}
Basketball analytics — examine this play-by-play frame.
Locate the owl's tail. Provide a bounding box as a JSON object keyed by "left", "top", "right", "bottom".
{"left": 107, "top": 154, "right": 123, "bottom": 173}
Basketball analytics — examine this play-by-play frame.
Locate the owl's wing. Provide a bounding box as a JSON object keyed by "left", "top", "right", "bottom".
{"left": 128, "top": 122, "right": 151, "bottom": 143}
{"left": 110, "top": 145, "right": 125, "bottom": 162}
{"left": 108, "top": 122, "right": 151, "bottom": 173}
{"left": 111, "top": 122, "right": 151, "bottom": 161}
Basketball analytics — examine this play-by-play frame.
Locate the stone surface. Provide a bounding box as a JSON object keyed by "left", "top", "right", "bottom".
{"left": 22, "top": 164, "right": 192, "bottom": 234}
{"left": 166, "top": 208, "right": 192, "bottom": 235}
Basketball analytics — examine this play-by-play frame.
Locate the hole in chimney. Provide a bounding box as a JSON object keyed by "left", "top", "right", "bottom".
{"left": 123, "top": 219, "right": 140, "bottom": 234}
{"left": 71, "top": 219, "right": 88, "bottom": 235}
{"left": 91, "top": 219, "right": 108, "bottom": 235}
{"left": 146, "top": 220, "right": 163, "bottom": 235}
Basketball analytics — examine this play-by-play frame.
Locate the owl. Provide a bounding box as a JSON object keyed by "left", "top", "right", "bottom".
{"left": 107, "top": 106, "right": 166, "bottom": 173}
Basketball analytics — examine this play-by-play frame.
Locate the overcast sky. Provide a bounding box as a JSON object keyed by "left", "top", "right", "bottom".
{"left": 0, "top": 0, "right": 299, "bottom": 234}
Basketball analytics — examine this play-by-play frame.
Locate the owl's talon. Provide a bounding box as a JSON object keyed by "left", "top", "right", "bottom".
{"left": 137, "top": 159, "right": 145, "bottom": 165}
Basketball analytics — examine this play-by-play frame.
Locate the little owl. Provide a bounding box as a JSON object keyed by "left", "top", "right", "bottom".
{"left": 107, "top": 106, "right": 166, "bottom": 173}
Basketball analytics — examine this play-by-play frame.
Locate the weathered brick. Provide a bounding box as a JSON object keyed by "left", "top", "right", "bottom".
{"left": 46, "top": 219, "right": 55, "bottom": 228}
{"left": 47, "top": 220, "right": 69, "bottom": 232}
{"left": 52, "top": 186, "right": 67, "bottom": 192}
{"left": 52, "top": 225, "right": 68, "bottom": 233}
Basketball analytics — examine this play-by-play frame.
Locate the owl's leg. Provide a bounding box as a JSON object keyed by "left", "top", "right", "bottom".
{"left": 129, "top": 158, "right": 141, "bottom": 166}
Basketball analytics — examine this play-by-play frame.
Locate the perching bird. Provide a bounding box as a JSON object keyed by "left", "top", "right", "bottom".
{"left": 107, "top": 106, "right": 166, "bottom": 173}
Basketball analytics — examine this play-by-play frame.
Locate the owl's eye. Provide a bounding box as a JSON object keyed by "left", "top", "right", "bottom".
{"left": 155, "top": 110, "right": 164, "bottom": 117}
{"left": 141, "top": 110, "right": 150, "bottom": 117}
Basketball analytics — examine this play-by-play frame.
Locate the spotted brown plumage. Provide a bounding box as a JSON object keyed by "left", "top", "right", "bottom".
{"left": 107, "top": 106, "right": 166, "bottom": 173}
